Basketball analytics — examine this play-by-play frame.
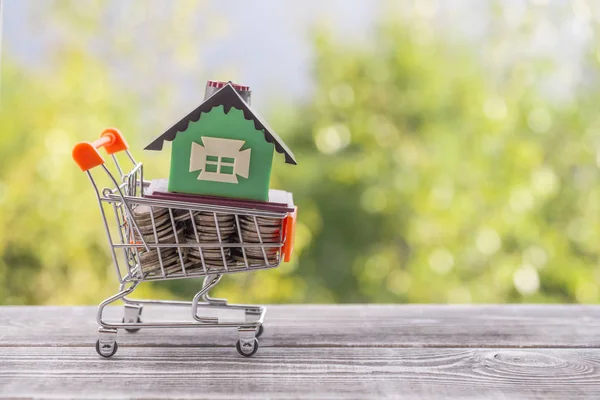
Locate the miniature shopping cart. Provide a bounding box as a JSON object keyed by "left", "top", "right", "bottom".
{"left": 72, "top": 129, "right": 296, "bottom": 358}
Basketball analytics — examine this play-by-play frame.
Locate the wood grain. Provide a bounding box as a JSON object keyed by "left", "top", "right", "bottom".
{"left": 1, "top": 347, "right": 600, "bottom": 399}
{"left": 0, "top": 305, "right": 599, "bottom": 348}
{"left": 1, "top": 305, "right": 599, "bottom": 399}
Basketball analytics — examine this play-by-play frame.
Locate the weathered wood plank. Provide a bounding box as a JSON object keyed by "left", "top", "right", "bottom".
{"left": 1, "top": 347, "right": 599, "bottom": 399}
{"left": 2, "top": 306, "right": 600, "bottom": 399}
{"left": 1, "top": 305, "right": 599, "bottom": 348}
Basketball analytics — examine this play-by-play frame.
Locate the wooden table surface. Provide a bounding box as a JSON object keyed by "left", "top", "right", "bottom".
{"left": 1, "top": 305, "right": 599, "bottom": 399}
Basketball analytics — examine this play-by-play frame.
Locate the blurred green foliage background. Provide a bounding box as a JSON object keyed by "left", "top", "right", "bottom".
{"left": 1, "top": 1, "right": 599, "bottom": 305}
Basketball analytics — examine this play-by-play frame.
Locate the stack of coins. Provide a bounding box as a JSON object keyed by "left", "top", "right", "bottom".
{"left": 185, "top": 211, "right": 236, "bottom": 272}
{"left": 129, "top": 205, "right": 187, "bottom": 277}
{"left": 233, "top": 216, "right": 283, "bottom": 266}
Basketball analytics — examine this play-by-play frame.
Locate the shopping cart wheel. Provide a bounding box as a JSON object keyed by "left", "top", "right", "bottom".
{"left": 122, "top": 317, "right": 142, "bottom": 333}
{"left": 96, "top": 339, "right": 118, "bottom": 358}
{"left": 236, "top": 338, "right": 259, "bottom": 357}
{"left": 255, "top": 324, "right": 264, "bottom": 338}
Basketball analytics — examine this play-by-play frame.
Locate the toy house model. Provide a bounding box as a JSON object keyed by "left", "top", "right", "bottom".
{"left": 145, "top": 81, "right": 297, "bottom": 201}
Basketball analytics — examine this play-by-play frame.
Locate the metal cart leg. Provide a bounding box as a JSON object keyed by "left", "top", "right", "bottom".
{"left": 201, "top": 274, "right": 228, "bottom": 306}
{"left": 191, "top": 274, "right": 223, "bottom": 323}
{"left": 196, "top": 280, "right": 265, "bottom": 339}
{"left": 191, "top": 274, "right": 265, "bottom": 354}
{"left": 122, "top": 303, "right": 143, "bottom": 333}
{"left": 245, "top": 307, "right": 265, "bottom": 338}
{"left": 95, "top": 275, "right": 266, "bottom": 357}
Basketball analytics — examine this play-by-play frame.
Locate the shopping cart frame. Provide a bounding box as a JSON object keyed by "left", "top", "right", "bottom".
{"left": 73, "top": 129, "right": 296, "bottom": 358}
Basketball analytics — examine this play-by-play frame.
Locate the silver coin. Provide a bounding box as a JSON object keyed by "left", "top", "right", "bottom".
{"left": 171, "top": 213, "right": 192, "bottom": 224}
{"left": 239, "top": 221, "right": 281, "bottom": 235}
{"left": 132, "top": 204, "right": 168, "bottom": 217}
{"left": 237, "top": 247, "right": 279, "bottom": 257}
{"left": 188, "top": 252, "right": 233, "bottom": 263}
{"left": 196, "top": 224, "right": 237, "bottom": 234}
{"left": 162, "top": 259, "right": 199, "bottom": 276}
{"left": 187, "top": 263, "right": 231, "bottom": 272}
{"left": 134, "top": 213, "right": 172, "bottom": 233}
{"left": 242, "top": 247, "right": 280, "bottom": 256}
{"left": 189, "top": 247, "right": 229, "bottom": 254}
{"left": 149, "top": 263, "right": 180, "bottom": 276}
{"left": 142, "top": 224, "right": 186, "bottom": 243}
{"left": 142, "top": 220, "right": 173, "bottom": 236}
{"left": 239, "top": 230, "right": 280, "bottom": 243}
{"left": 139, "top": 249, "right": 183, "bottom": 269}
{"left": 194, "top": 212, "right": 235, "bottom": 221}
{"left": 187, "top": 246, "right": 228, "bottom": 255}
{"left": 139, "top": 252, "right": 179, "bottom": 268}
{"left": 184, "top": 237, "right": 225, "bottom": 247}
{"left": 131, "top": 206, "right": 169, "bottom": 224}
{"left": 142, "top": 231, "right": 186, "bottom": 245}
{"left": 149, "top": 256, "right": 186, "bottom": 275}
{"left": 145, "top": 262, "right": 189, "bottom": 277}
{"left": 189, "top": 233, "right": 232, "bottom": 242}
{"left": 232, "top": 252, "right": 278, "bottom": 265}
{"left": 239, "top": 216, "right": 283, "bottom": 227}
{"left": 192, "top": 217, "right": 235, "bottom": 226}
{"left": 188, "top": 251, "right": 231, "bottom": 262}
{"left": 139, "top": 247, "right": 176, "bottom": 262}
{"left": 197, "top": 234, "right": 236, "bottom": 242}
{"left": 140, "top": 251, "right": 182, "bottom": 274}
{"left": 192, "top": 222, "right": 235, "bottom": 233}
{"left": 188, "top": 253, "right": 232, "bottom": 265}
{"left": 239, "top": 222, "right": 280, "bottom": 233}
{"left": 232, "top": 256, "right": 276, "bottom": 266}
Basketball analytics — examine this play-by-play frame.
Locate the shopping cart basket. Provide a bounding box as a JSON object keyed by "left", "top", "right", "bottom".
{"left": 72, "top": 128, "right": 297, "bottom": 358}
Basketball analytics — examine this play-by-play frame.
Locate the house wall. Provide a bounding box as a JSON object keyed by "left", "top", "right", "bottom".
{"left": 168, "top": 106, "right": 275, "bottom": 201}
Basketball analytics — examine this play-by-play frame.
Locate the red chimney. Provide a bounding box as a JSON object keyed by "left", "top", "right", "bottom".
{"left": 205, "top": 80, "right": 251, "bottom": 105}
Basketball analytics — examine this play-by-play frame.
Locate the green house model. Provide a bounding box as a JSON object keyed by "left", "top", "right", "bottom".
{"left": 144, "top": 81, "right": 297, "bottom": 201}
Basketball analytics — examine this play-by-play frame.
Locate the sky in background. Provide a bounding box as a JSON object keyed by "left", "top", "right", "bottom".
{"left": 1, "top": 1, "right": 590, "bottom": 116}
{"left": 3, "top": 0, "right": 383, "bottom": 110}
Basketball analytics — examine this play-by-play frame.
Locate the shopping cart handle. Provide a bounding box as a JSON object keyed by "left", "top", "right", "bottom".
{"left": 97, "top": 128, "right": 129, "bottom": 155}
{"left": 72, "top": 128, "right": 129, "bottom": 171}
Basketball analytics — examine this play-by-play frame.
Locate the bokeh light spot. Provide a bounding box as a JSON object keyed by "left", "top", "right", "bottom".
{"left": 509, "top": 187, "right": 534, "bottom": 213}
{"left": 531, "top": 166, "right": 559, "bottom": 197}
{"left": 363, "top": 251, "right": 395, "bottom": 284}
{"left": 513, "top": 265, "right": 540, "bottom": 295}
{"left": 313, "top": 124, "right": 351, "bottom": 154}
{"left": 476, "top": 228, "right": 502, "bottom": 255}
{"left": 523, "top": 246, "right": 548, "bottom": 268}
{"left": 483, "top": 98, "right": 507, "bottom": 120}
{"left": 572, "top": 0, "right": 592, "bottom": 22}
{"left": 414, "top": 0, "right": 437, "bottom": 19}
{"left": 386, "top": 268, "right": 411, "bottom": 295}
{"left": 528, "top": 108, "right": 553, "bottom": 134}
{"left": 429, "top": 182, "right": 454, "bottom": 209}
{"left": 428, "top": 248, "right": 454, "bottom": 274}
{"left": 368, "top": 115, "right": 399, "bottom": 147}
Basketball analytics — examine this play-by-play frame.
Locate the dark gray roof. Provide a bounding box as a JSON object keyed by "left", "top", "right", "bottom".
{"left": 144, "top": 83, "right": 297, "bottom": 165}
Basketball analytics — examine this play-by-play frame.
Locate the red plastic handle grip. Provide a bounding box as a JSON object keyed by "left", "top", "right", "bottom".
{"left": 282, "top": 207, "right": 298, "bottom": 262}
{"left": 98, "top": 128, "right": 129, "bottom": 155}
{"left": 72, "top": 128, "right": 129, "bottom": 171}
